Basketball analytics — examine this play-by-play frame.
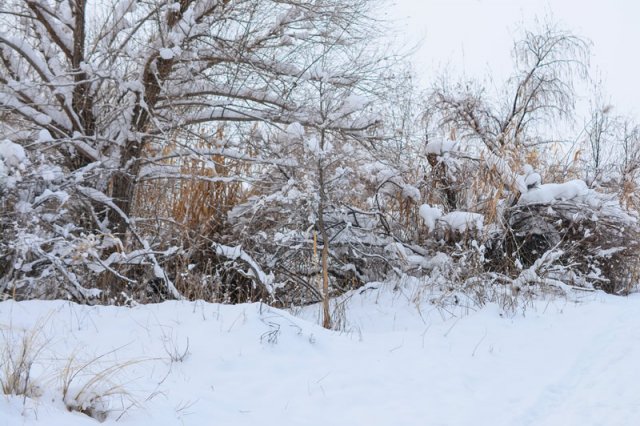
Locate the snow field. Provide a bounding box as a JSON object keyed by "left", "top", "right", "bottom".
{"left": 1, "top": 283, "right": 640, "bottom": 425}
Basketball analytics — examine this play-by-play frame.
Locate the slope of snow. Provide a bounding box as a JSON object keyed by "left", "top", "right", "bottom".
{"left": 1, "top": 285, "right": 640, "bottom": 426}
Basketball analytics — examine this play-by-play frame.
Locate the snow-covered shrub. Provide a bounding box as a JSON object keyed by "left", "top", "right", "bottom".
{"left": 415, "top": 24, "right": 640, "bottom": 299}
{"left": 410, "top": 137, "right": 640, "bottom": 300}
{"left": 0, "top": 137, "right": 153, "bottom": 302}
{"left": 0, "top": 0, "right": 389, "bottom": 304}
{"left": 508, "top": 195, "right": 639, "bottom": 294}
{"left": 225, "top": 145, "right": 393, "bottom": 306}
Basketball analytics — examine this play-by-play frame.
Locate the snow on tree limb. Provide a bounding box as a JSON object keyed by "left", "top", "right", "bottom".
{"left": 214, "top": 244, "right": 275, "bottom": 297}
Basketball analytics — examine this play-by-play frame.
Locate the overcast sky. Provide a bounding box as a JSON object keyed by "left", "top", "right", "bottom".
{"left": 387, "top": 0, "right": 638, "bottom": 119}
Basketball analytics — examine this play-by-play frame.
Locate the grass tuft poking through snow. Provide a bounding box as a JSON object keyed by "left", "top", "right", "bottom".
{"left": 0, "top": 308, "right": 152, "bottom": 423}
{"left": 0, "top": 325, "right": 47, "bottom": 400}
{"left": 60, "top": 351, "right": 145, "bottom": 422}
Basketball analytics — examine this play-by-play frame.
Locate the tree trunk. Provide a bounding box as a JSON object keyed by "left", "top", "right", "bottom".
{"left": 317, "top": 130, "right": 332, "bottom": 329}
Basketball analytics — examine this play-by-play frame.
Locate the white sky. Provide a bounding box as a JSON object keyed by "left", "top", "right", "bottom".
{"left": 387, "top": 0, "right": 638, "bottom": 120}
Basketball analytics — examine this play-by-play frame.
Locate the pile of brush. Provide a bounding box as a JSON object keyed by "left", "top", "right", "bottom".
{"left": 507, "top": 198, "right": 640, "bottom": 294}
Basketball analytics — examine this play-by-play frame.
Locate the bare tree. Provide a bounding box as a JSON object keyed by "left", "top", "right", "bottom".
{"left": 583, "top": 102, "right": 615, "bottom": 187}
{"left": 224, "top": 36, "right": 398, "bottom": 324}
{"left": 431, "top": 22, "right": 590, "bottom": 194}
{"left": 619, "top": 120, "right": 640, "bottom": 211}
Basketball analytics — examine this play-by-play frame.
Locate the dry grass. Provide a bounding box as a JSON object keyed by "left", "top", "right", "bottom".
{"left": 135, "top": 129, "right": 247, "bottom": 235}
{"left": 0, "top": 327, "right": 47, "bottom": 399}
{"left": 620, "top": 177, "right": 640, "bottom": 213}
{"left": 60, "top": 350, "right": 145, "bottom": 422}
{"left": 128, "top": 129, "right": 252, "bottom": 303}
{"left": 162, "top": 332, "right": 190, "bottom": 364}
{"left": 0, "top": 320, "right": 152, "bottom": 422}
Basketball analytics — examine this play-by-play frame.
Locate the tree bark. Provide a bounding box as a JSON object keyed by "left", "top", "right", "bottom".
{"left": 317, "top": 129, "right": 332, "bottom": 329}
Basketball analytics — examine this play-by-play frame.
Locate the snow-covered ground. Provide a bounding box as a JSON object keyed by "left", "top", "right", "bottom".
{"left": 1, "top": 282, "right": 640, "bottom": 426}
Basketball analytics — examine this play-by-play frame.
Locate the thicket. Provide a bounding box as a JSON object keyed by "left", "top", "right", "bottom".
{"left": 0, "top": 1, "right": 638, "bottom": 326}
